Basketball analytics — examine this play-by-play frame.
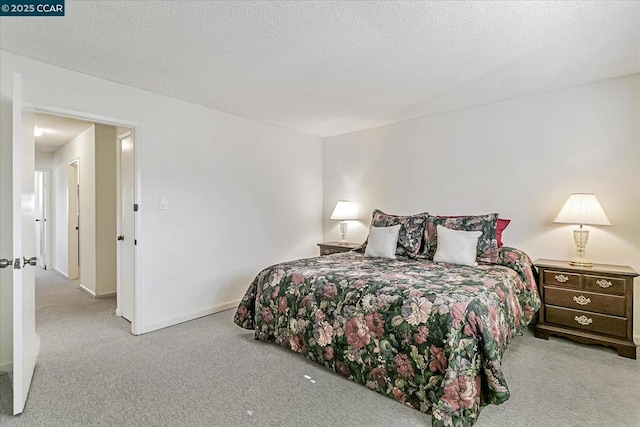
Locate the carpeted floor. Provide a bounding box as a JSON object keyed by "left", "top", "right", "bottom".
{"left": 0, "top": 268, "right": 638, "bottom": 427}
{"left": 0, "top": 372, "right": 10, "bottom": 416}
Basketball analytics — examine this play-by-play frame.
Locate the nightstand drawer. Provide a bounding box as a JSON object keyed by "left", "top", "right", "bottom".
{"left": 584, "top": 275, "right": 626, "bottom": 295}
{"left": 545, "top": 305, "right": 627, "bottom": 338}
{"left": 544, "top": 287, "right": 625, "bottom": 316}
{"left": 543, "top": 270, "right": 580, "bottom": 288}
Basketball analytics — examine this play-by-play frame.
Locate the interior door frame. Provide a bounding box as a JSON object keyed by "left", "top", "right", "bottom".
{"left": 31, "top": 104, "right": 142, "bottom": 336}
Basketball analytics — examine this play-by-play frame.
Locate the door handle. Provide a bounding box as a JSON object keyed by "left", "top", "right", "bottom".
{"left": 0, "top": 259, "right": 11, "bottom": 269}
{"left": 117, "top": 235, "right": 124, "bottom": 241}
{"left": 23, "top": 257, "right": 37, "bottom": 267}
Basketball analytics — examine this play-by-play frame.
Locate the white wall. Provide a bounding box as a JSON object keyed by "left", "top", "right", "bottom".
{"left": 0, "top": 51, "right": 323, "bottom": 334}
{"left": 323, "top": 74, "right": 640, "bottom": 341}
{"left": 51, "top": 126, "right": 95, "bottom": 283}
{"left": 35, "top": 151, "right": 52, "bottom": 169}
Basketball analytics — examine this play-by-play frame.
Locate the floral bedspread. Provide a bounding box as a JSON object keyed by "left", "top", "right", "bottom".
{"left": 234, "top": 247, "right": 540, "bottom": 427}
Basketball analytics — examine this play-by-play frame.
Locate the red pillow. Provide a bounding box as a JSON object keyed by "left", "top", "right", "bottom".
{"left": 496, "top": 218, "right": 511, "bottom": 248}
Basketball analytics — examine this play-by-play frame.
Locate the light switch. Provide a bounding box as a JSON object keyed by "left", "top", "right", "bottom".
{"left": 160, "top": 198, "right": 168, "bottom": 210}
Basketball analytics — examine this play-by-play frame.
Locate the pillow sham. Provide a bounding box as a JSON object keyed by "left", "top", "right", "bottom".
{"left": 422, "top": 213, "right": 499, "bottom": 263}
{"left": 364, "top": 225, "right": 402, "bottom": 259}
{"left": 496, "top": 218, "right": 511, "bottom": 248}
{"left": 358, "top": 209, "right": 427, "bottom": 258}
{"left": 433, "top": 225, "right": 481, "bottom": 267}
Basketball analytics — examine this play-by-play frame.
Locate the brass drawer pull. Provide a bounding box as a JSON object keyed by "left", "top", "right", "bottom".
{"left": 596, "top": 279, "right": 613, "bottom": 288}
{"left": 574, "top": 315, "right": 593, "bottom": 326}
{"left": 573, "top": 295, "right": 591, "bottom": 305}
{"left": 554, "top": 274, "right": 569, "bottom": 283}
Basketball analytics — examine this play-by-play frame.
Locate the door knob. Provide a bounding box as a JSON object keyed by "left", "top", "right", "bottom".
{"left": 117, "top": 235, "right": 125, "bottom": 241}
{"left": 0, "top": 259, "right": 11, "bottom": 269}
{"left": 23, "top": 257, "right": 37, "bottom": 267}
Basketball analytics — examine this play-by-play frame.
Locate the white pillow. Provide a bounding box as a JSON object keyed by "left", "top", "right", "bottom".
{"left": 365, "top": 225, "right": 401, "bottom": 259}
{"left": 433, "top": 225, "right": 481, "bottom": 267}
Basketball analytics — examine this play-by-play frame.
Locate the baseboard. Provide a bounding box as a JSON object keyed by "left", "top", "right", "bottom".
{"left": 0, "top": 360, "right": 12, "bottom": 375}
{"left": 634, "top": 334, "right": 640, "bottom": 346}
{"left": 115, "top": 308, "right": 121, "bottom": 317}
{"left": 53, "top": 267, "right": 69, "bottom": 279}
{"left": 95, "top": 291, "right": 116, "bottom": 299}
{"left": 79, "top": 286, "right": 114, "bottom": 299}
{"left": 137, "top": 299, "right": 240, "bottom": 335}
{"left": 78, "top": 284, "right": 96, "bottom": 298}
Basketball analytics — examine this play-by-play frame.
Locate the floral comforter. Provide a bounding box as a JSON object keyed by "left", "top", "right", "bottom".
{"left": 234, "top": 247, "right": 540, "bottom": 427}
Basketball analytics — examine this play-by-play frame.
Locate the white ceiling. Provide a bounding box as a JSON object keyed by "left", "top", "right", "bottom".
{"left": 2, "top": 1, "right": 639, "bottom": 138}
{"left": 34, "top": 113, "right": 93, "bottom": 153}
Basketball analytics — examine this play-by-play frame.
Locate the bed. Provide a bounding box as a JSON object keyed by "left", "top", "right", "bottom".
{"left": 234, "top": 212, "right": 540, "bottom": 427}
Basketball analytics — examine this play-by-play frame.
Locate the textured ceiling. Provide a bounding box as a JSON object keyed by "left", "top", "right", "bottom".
{"left": 2, "top": 1, "right": 639, "bottom": 137}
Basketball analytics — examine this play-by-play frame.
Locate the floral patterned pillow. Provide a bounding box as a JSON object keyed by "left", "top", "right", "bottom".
{"left": 357, "top": 209, "right": 428, "bottom": 258}
{"left": 422, "top": 213, "right": 499, "bottom": 263}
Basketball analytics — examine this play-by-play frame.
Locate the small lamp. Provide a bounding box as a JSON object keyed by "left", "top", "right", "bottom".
{"left": 330, "top": 200, "right": 357, "bottom": 243}
{"left": 553, "top": 193, "right": 610, "bottom": 267}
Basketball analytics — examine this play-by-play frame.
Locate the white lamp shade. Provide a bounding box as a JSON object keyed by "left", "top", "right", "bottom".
{"left": 330, "top": 201, "right": 357, "bottom": 220}
{"left": 553, "top": 193, "right": 611, "bottom": 226}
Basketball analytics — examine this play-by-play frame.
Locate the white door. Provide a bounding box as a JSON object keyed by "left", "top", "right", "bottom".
{"left": 117, "top": 133, "right": 135, "bottom": 322}
{"left": 11, "top": 73, "right": 39, "bottom": 415}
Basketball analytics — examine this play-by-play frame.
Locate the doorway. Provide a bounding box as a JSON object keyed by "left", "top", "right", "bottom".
{"left": 32, "top": 111, "right": 137, "bottom": 333}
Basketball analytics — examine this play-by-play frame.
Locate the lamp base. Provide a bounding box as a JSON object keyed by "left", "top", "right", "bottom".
{"left": 339, "top": 221, "right": 348, "bottom": 243}
{"left": 570, "top": 227, "right": 592, "bottom": 267}
{"left": 569, "top": 256, "right": 593, "bottom": 267}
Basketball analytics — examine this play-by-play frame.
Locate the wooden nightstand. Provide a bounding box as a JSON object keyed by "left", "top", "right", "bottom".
{"left": 534, "top": 259, "right": 638, "bottom": 359}
{"left": 317, "top": 242, "right": 360, "bottom": 256}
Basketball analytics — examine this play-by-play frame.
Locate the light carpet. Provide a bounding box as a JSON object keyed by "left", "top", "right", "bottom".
{"left": 0, "top": 268, "right": 638, "bottom": 427}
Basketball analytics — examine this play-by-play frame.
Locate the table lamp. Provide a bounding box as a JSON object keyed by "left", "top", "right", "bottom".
{"left": 553, "top": 193, "right": 610, "bottom": 267}
{"left": 330, "top": 201, "right": 356, "bottom": 243}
